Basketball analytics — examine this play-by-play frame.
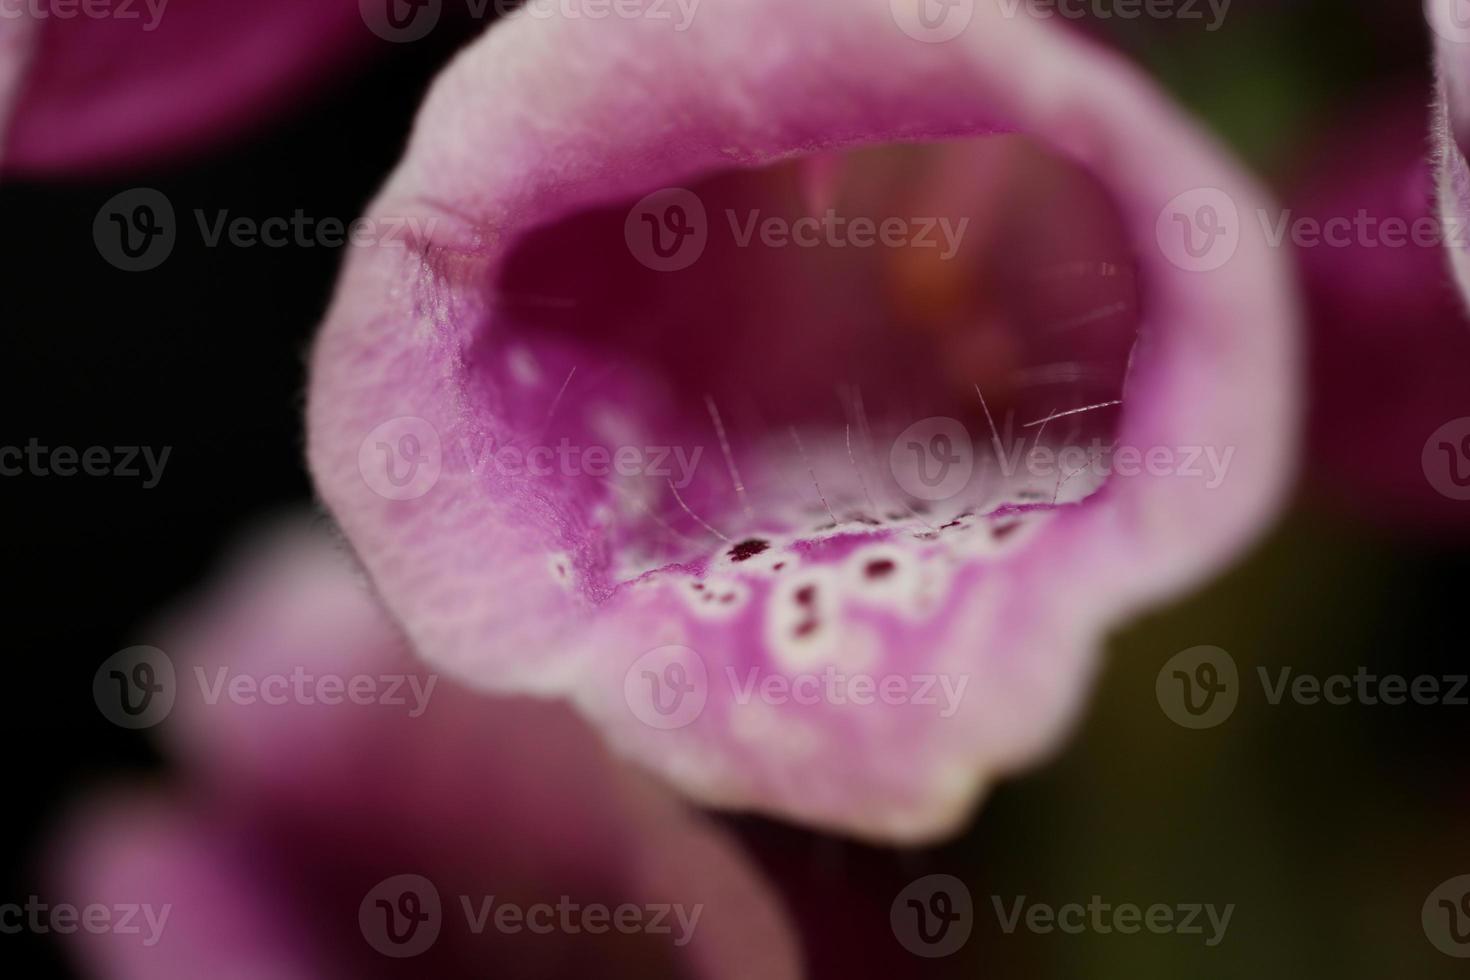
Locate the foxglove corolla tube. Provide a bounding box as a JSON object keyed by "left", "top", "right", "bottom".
{"left": 1, "top": 0, "right": 375, "bottom": 174}
{"left": 308, "top": 0, "right": 1299, "bottom": 841}
{"left": 52, "top": 523, "right": 800, "bottom": 980}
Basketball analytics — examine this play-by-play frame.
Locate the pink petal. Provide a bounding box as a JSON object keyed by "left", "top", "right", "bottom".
{"left": 2, "top": 0, "right": 375, "bottom": 174}
{"left": 52, "top": 522, "right": 801, "bottom": 980}
{"left": 1293, "top": 90, "right": 1470, "bottom": 531}
{"left": 308, "top": 0, "right": 1300, "bottom": 841}
{"left": 0, "top": 8, "right": 38, "bottom": 163}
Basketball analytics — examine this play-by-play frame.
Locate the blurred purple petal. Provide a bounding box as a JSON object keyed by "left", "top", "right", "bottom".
{"left": 2, "top": 0, "right": 375, "bottom": 174}
{"left": 52, "top": 521, "right": 802, "bottom": 980}
{"left": 1294, "top": 90, "right": 1470, "bottom": 530}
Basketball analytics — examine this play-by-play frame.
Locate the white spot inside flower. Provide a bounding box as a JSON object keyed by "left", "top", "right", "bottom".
{"left": 843, "top": 545, "right": 949, "bottom": 619}
{"left": 589, "top": 406, "right": 639, "bottom": 448}
{"left": 730, "top": 699, "right": 820, "bottom": 759}
{"left": 948, "top": 509, "right": 1051, "bottom": 559}
{"left": 508, "top": 346, "right": 542, "bottom": 386}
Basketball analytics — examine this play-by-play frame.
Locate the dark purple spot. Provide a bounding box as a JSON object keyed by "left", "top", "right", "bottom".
{"left": 865, "top": 559, "right": 896, "bottom": 580}
{"left": 992, "top": 522, "right": 1021, "bottom": 540}
{"left": 795, "top": 585, "right": 817, "bottom": 606}
{"left": 729, "top": 539, "right": 770, "bottom": 563}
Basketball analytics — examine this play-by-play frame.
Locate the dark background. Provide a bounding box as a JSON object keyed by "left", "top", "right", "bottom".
{"left": 4, "top": 3, "right": 1469, "bottom": 977}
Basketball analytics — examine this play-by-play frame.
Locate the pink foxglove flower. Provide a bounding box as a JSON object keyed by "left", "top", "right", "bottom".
{"left": 1, "top": 0, "right": 375, "bottom": 173}
{"left": 308, "top": 0, "right": 1300, "bottom": 841}
{"left": 52, "top": 522, "right": 800, "bottom": 979}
